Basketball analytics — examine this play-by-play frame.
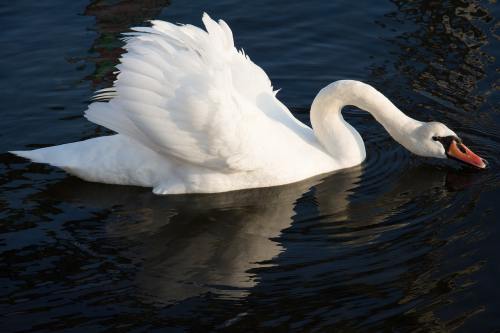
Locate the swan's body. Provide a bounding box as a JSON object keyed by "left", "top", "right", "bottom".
{"left": 11, "top": 14, "right": 485, "bottom": 194}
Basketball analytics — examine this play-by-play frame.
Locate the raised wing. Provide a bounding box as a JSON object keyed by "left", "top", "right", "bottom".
{"left": 85, "top": 13, "right": 283, "bottom": 171}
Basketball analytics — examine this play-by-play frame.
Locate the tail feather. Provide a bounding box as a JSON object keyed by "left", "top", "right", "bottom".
{"left": 10, "top": 148, "right": 61, "bottom": 166}
{"left": 9, "top": 135, "right": 173, "bottom": 188}
{"left": 10, "top": 138, "right": 117, "bottom": 170}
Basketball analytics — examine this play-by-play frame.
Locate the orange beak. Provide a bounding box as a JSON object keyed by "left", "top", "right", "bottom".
{"left": 447, "top": 140, "right": 487, "bottom": 169}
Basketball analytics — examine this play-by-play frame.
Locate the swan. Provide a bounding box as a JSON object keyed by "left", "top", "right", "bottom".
{"left": 11, "top": 13, "right": 487, "bottom": 194}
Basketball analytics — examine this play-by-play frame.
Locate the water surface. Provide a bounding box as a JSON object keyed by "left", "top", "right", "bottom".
{"left": 1, "top": 0, "right": 499, "bottom": 331}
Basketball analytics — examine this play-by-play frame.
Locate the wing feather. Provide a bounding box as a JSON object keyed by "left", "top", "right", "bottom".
{"left": 85, "top": 13, "right": 282, "bottom": 171}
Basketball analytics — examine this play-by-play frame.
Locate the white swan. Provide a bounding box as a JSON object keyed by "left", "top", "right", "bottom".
{"left": 11, "top": 13, "right": 486, "bottom": 194}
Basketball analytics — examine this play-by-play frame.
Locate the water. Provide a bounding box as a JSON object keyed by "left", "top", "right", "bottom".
{"left": 1, "top": 0, "right": 499, "bottom": 331}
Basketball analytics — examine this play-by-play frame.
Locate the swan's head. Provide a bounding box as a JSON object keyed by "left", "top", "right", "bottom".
{"left": 409, "top": 122, "right": 487, "bottom": 169}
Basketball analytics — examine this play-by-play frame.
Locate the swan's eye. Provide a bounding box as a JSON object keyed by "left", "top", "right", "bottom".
{"left": 432, "top": 136, "right": 439, "bottom": 141}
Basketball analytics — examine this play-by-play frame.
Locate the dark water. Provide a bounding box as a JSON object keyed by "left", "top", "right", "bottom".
{"left": 1, "top": 0, "right": 499, "bottom": 331}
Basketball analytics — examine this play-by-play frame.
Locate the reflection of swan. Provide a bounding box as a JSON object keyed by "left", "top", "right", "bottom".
{"left": 43, "top": 163, "right": 465, "bottom": 306}
{"left": 44, "top": 167, "right": 363, "bottom": 304}
{"left": 49, "top": 173, "right": 342, "bottom": 303}
{"left": 125, "top": 179, "right": 320, "bottom": 303}
{"left": 11, "top": 14, "right": 486, "bottom": 194}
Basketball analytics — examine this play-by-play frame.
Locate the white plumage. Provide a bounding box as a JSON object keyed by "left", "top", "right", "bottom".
{"left": 12, "top": 13, "right": 477, "bottom": 194}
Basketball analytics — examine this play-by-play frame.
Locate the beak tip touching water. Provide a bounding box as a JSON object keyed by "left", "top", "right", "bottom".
{"left": 479, "top": 158, "right": 488, "bottom": 169}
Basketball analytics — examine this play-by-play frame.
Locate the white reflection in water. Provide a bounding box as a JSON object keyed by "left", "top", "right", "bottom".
{"left": 46, "top": 163, "right": 463, "bottom": 306}
{"left": 107, "top": 173, "right": 339, "bottom": 303}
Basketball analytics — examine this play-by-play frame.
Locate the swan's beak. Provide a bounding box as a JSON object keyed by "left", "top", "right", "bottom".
{"left": 447, "top": 140, "right": 487, "bottom": 169}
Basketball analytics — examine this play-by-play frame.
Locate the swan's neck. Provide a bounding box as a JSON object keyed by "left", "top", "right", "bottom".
{"left": 310, "top": 80, "right": 422, "bottom": 165}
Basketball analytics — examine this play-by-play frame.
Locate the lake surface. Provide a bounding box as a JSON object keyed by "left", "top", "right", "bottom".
{"left": 1, "top": 0, "right": 499, "bottom": 331}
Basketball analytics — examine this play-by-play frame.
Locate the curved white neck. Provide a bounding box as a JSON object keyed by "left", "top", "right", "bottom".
{"left": 310, "top": 80, "right": 422, "bottom": 165}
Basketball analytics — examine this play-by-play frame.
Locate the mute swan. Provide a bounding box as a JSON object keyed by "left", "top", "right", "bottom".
{"left": 11, "top": 13, "right": 487, "bottom": 194}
